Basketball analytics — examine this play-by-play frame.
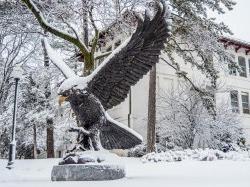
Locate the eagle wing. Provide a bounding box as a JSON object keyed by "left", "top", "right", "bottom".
{"left": 87, "top": 1, "right": 171, "bottom": 110}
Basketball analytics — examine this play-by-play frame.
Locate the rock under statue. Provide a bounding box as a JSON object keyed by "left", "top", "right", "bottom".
{"left": 45, "top": 1, "right": 172, "bottom": 151}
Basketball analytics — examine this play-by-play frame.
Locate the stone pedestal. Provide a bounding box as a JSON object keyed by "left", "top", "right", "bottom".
{"left": 51, "top": 151, "right": 126, "bottom": 181}
{"left": 51, "top": 164, "right": 125, "bottom": 181}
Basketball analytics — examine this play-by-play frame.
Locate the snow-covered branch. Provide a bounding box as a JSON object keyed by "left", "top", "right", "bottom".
{"left": 21, "top": 0, "right": 90, "bottom": 55}
{"left": 94, "top": 51, "right": 112, "bottom": 60}
{"left": 41, "top": 38, "right": 76, "bottom": 78}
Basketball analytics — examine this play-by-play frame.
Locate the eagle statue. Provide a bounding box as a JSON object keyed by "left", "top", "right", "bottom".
{"left": 44, "top": 1, "right": 172, "bottom": 151}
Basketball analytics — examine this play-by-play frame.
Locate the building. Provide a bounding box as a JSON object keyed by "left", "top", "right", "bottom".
{"left": 96, "top": 34, "right": 250, "bottom": 145}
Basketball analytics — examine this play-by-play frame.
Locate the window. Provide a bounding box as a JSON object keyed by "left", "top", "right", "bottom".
{"left": 227, "top": 55, "right": 236, "bottom": 76}
{"left": 241, "top": 92, "right": 249, "bottom": 114}
{"left": 248, "top": 59, "right": 250, "bottom": 76}
{"left": 238, "top": 56, "right": 247, "bottom": 77}
{"left": 228, "top": 62, "right": 237, "bottom": 76}
{"left": 230, "top": 90, "right": 239, "bottom": 113}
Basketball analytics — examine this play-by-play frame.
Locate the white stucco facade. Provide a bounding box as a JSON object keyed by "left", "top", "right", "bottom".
{"left": 107, "top": 37, "right": 250, "bottom": 145}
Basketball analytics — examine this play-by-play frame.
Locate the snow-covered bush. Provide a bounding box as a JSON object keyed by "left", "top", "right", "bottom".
{"left": 157, "top": 83, "right": 245, "bottom": 152}
{"left": 142, "top": 149, "right": 250, "bottom": 163}
{"left": 128, "top": 144, "right": 147, "bottom": 157}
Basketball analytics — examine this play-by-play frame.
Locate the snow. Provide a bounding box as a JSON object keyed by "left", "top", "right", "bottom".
{"left": 57, "top": 76, "right": 88, "bottom": 94}
{"left": 43, "top": 38, "right": 76, "bottom": 78}
{"left": 1, "top": 157, "right": 250, "bottom": 187}
{"left": 61, "top": 150, "right": 123, "bottom": 165}
{"left": 142, "top": 149, "right": 250, "bottom": 163}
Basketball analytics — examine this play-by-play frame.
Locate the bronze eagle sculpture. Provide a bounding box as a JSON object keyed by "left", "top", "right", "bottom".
{"left": 44, "top": 1, "right": 172, "bottom": 151}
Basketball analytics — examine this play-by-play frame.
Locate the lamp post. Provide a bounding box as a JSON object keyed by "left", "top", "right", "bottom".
{"left": 6, "top": 64, "right": 23, "bottom": 169}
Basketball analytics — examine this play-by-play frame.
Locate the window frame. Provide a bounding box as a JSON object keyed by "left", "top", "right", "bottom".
{"left": 230, "top": 90, "right": 239, "bottom": 113}
{"left": 238, "top": 56, "right": 247, "bottom": 77}
{"left": 241, "top": 92, "right": 250, "bottom": 114}
{"left": 248, "top": 59, "right": 250, "bottom": 76}
{"left": 228, "top": 55, "right": 237, "bottom": 76}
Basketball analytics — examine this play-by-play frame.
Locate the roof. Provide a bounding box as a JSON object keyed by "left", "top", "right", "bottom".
{"left": 220, "top": 36, "right": 250, "bottom": 55}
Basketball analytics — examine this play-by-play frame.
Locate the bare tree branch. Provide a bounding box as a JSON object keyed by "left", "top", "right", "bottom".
{"left": 89, "top": 5, "right": 99, "bottom": 57}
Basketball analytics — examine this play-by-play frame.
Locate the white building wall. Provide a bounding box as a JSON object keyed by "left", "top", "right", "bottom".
{"left": 108, "top": 47, "right": 250, "bottom": 145}
{"left": 218, "top": 47, "right": 250, "bottom": 143}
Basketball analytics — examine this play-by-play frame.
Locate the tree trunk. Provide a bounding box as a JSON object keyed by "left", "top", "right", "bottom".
{"left": 33, "top": 124, "right": 37, "bottom": 159}
{"left": 46, "top": 118, "right": 54, "bottom": 158}
{"left": 128, "top": 89, "right": 132, "bottom": 128}
{"left": 82, "top": 0, "right": 90, "bottom": 76}
{"left": 147, "top": 65, "right": 156, "bottom": 153}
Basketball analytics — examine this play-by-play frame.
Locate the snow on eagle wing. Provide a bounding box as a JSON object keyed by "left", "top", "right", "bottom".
{"left": 87, "top": 1, "right": 171, "bottom": 110}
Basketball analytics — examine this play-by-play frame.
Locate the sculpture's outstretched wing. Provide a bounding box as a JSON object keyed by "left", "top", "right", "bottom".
{"left": 87, "top": 1, "right": 171, "bottom": 110}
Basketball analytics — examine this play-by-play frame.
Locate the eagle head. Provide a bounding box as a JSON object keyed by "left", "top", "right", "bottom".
{"left": 58, "top": 76, "right": 89, "bottom": 105}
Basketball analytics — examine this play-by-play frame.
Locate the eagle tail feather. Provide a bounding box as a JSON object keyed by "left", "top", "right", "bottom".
{"left": 100, "top": 115, "right": 142, "bottom": 150}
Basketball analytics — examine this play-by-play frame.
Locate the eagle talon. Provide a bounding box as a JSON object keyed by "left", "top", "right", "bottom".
{"left": 68, "top": 127, "right": 90, "bottom": 135}
{"left": 66, "top": 144, "right": 86, "bottom": 154}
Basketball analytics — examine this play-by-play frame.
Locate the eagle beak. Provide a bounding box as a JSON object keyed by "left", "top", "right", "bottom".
{"left": 58, "top": 95, "right": 69, "bottom": 106}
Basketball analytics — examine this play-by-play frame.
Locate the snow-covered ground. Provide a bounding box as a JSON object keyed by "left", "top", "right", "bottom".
{"left": 142, "top": 149, "right": 250, "bottom": 162}
{"left": 0, "top": 157, "right": 250, "bottom": 187}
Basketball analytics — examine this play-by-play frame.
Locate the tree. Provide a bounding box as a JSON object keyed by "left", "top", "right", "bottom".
{"left": 146, "top": 0, "right": 236, "bottom": 152}
{"left": 0, "top": 1, "right": 45, "bottom": 158}
{"left": 19, "top": 0, "right": 237, "bottom": 153}
{"left": 0, "top": 33, "right": 38, "bottom": 113}
{"left": 157, "top": 83, "right": 244, "bottom": 151}
{"left": 0, "top": 32, "right": 40, "bottom": 158}
{"left": 165, "top": 0, "right": 235, "bottom": 88}
{"left": 0, "top": 1, "right": 83, "bottom": 158}
{"left": 21, "top": 0, "right": 146, "bottom": 76}
{"left": 21, "top": 0, "right": 103, "bottom": 76}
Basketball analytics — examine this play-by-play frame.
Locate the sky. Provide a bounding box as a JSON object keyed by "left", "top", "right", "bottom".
{"left": 212, "top": 0, "right": 250, "bottom": 42}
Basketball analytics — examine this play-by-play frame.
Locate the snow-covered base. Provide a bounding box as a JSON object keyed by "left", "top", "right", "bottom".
{"left": 52, "top": 151, "right": 126, "bottom": 181}
{"left": 1, "top": 157, "right": 250, "bottom": 187}
{"left": 142, "top": 149, "right": 250, "bottom": 163}
{"left": 59, "top": 150, "right": 122, "bottom": 165}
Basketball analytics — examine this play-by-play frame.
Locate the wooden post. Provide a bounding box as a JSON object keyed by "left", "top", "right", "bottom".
{"left": 147, "top": 65, "right": 156, "bottom": 153}
{"left": 46, "top": 118, "right": 54, "bottom": 158}
{"left": 33, "top": 124, "right": 37, "bottom": 159}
